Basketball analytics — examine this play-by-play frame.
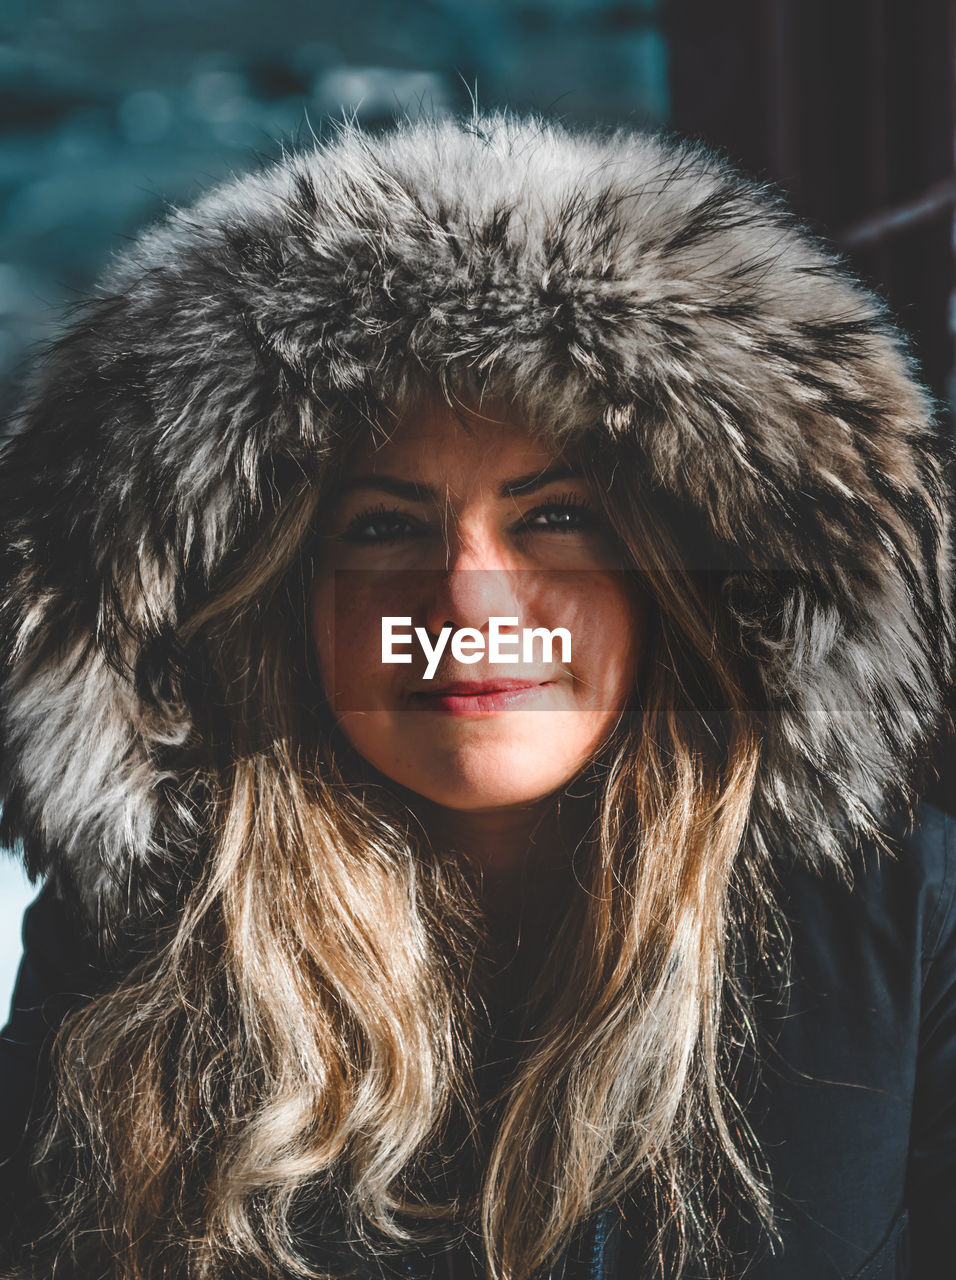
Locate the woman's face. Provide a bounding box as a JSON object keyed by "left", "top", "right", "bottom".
{"left": 309, "top": 400, "right": 645, "bottom": 813}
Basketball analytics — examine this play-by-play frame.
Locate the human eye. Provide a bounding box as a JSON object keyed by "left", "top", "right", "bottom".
{"left": 340, "top": 505, "right": 427, "bottom": 543}
{"left": 519, "top": 491, "right": 602, "bottom": 534}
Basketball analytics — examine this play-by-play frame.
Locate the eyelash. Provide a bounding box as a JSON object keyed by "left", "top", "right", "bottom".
{"left": 341, "top": 492, "right": 600, "bottom": 543}
{"left": 520, "top": 491, "right": 599, "bottom": 533}
{"left": 341, "top": 504, "right": 426, "bottom": 543}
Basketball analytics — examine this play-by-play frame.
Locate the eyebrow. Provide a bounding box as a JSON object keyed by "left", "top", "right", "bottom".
{"left": 337, "top": 464, "right": 584, "bottom": 502}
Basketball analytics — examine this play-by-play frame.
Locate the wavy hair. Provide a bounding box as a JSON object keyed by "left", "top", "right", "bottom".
{"left": 16, "top": 388, "right": 776, "bottom": 1280}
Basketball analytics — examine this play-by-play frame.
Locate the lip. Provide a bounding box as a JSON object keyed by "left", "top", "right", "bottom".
{"left": 411, "top": 678, "right": 553, "bottom": 715}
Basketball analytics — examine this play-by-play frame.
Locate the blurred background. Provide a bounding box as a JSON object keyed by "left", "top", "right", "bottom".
{"left": 1, "top": 0, "right": 954, "bottom": 997}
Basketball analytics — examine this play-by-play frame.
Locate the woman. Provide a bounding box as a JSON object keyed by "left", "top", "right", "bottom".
{"left": 0, "top": 113, "right": 953, "bottom": 1279}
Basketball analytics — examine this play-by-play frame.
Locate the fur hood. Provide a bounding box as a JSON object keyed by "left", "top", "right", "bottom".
{"left": 0, "top": 112, "right": 952, "bottom": 947}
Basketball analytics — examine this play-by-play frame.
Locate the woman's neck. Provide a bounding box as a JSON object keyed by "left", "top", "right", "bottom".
{"left": 417, "top": 792, "right": 591, "bottom": 944}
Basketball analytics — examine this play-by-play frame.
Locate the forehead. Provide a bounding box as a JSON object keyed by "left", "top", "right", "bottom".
{"left": 343, "top": 399, "right": 568, "bottom": 487}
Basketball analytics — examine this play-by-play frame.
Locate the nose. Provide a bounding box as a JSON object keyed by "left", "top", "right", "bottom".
{"left": 422, "top": 526, "right": 524, "bottom": 639}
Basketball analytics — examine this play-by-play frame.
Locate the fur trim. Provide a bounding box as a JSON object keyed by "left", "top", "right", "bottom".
{"left": 1, "top": 113, "right": 952, "bottom": 943}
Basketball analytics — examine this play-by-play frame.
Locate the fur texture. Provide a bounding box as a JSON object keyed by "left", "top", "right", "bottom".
{"left": 0, "top": 112, "right": 952, "bottom": 944}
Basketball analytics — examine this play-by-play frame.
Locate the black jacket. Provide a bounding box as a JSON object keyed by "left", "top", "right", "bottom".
{"left": 3, "top": 801, "right": 954, "bottom": 1278}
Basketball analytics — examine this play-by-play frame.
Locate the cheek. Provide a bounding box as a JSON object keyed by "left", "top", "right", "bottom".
{"left": 551, "top": 576, "right": 646, "bottom": 711}
{"left": 309, "top": 572, "right": 398, "bottom": 712}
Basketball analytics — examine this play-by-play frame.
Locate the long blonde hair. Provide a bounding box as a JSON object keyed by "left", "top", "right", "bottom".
{"left": 22, "top": 391, "right": 775, "bottom": 1280}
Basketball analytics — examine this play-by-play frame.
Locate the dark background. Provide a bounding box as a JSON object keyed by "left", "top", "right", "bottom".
{"left": 1, "top": 0, "right": 953, "bottom": 808}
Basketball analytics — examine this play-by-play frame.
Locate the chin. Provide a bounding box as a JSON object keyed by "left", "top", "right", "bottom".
{"left": 344, "top": 713, "right": 614, "bottom": 811}
{"left": 421, "top": 782, "right": 562, "bottom": 812}
{"left": 390, "top": 745, "right": 586, "bottom": 812}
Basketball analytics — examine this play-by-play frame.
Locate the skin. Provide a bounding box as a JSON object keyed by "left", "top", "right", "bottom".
{"left": 309, "top": 398, "right": 645, "bottom": 922}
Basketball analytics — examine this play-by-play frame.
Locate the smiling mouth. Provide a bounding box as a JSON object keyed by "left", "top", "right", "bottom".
{"left": 410, "top": 679, "right": 554, "bottom": 715}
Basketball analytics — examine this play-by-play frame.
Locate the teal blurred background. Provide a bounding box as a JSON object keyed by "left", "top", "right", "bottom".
{"left": 0, "top": 0, "right": 668, "bottom": 409}
{"left": 2, "top": 0, "right": 955, "bottom": 1002}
